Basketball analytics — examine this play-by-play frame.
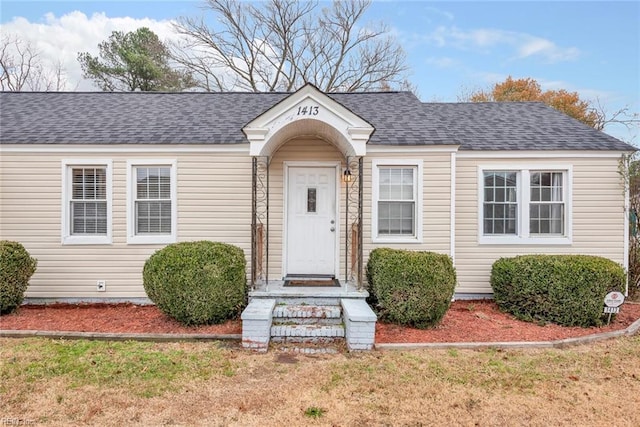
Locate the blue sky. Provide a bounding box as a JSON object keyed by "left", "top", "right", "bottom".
{"left": 1, "top": 1, "right": 638, "bottom": 142}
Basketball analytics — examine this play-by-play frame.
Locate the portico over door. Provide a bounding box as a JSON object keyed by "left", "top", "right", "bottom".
{"left": 246, "top": 84, "right": 373, "bottom": 288}
{"left": 285, "top": 165, "right": 338, "bottom": 276}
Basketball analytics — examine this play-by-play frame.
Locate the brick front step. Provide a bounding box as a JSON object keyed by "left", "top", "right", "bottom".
{"left": 270, "top": 336, "right": 343, "bottom": 344}
{"left": 281, "top": 347, "right": 340, "bottom": 354}
{"left": 273, "top": 304, "right": 342, "bottom": 319}
{"left": 274, "top": 343, "right": 343, "bottom": 354}
{"left": 242, "top": 298, "right": 376, "bottom": 352}
{"left": 271, "top": 324, "right": 345, "bottom": 338}
{"left": 272, "top": 304, "right": 343, "bottom": 325}
{"left": 272, "top": 317, "right": 343, "bottom": 325}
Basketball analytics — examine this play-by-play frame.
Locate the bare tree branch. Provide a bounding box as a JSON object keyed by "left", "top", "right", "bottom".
{"left": 0, "top": 34, "right": 71, "bottom": 91}
{"left": 171, "top": 0, "right": 410, "bottom": 92}
{"left": 592, "top": 97, "right": 640, "bottom": 132}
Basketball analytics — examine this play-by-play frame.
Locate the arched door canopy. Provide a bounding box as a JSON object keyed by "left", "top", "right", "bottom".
{"left": 243, "top": 84, "right": 374, "bottom": 157}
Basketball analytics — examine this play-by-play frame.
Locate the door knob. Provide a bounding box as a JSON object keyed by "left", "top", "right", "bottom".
{"left": 330, "top": 227, "right": 335, "bottom": 232}
{"left": 330, "top": 220, "right": 335, "bottom": 224}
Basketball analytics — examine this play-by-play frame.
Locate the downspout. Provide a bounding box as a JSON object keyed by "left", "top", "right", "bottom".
{"left": 345, "top": 157, "right": 349, "bottom": 286}
{"left": 251, "top": 157, "right": 257, "bottom": 290}
{"left": 358, "top": 156, "right": 364, "bottom": 289}
{"left": 264, "top": 156, "right": 270, "bottom": 290}
{"left": 624, "top": 168, "right": 630, "bottom": 297}
{"left": 450, "top": 151, "right": 456, "bottom": 266}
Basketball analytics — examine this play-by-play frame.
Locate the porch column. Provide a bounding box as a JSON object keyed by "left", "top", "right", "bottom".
{"left": 251, "top": 156, "right": 269, "bottom": 289}
{"left": 345, "top": 156, "right": 364, "bottom": 289}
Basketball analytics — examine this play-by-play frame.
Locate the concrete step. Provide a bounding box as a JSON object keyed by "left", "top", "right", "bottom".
{"left": 270, "top": 297, "right": 344, "bottom": 306}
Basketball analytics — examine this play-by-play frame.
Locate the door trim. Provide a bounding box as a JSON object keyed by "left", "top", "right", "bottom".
{"left": 282, "top": 161, "right": 341, "bottom": 279}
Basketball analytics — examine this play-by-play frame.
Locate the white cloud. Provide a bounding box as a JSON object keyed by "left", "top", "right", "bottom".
{"left": 0, "top": 11, "right": 179, "bottom": 90}
{"left": 466, "top": 29, "right": 505, "bottom": 48}
{"left": 517, "top": 37, "right": 580, "bottom": 62}
{"left": 425, "top": 56, "right": 457, "bottom": 68}
{"left": 424, "top": 7, "right": 454, "bottom": 22}
{"left": 420, "top": 26, "right": 580, "bottom": 63}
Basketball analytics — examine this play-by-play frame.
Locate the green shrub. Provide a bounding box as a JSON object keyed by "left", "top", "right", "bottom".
{"left": 0, "top": 241, "right": 37, "bottom": 314}
{"left": 366, "top": 248, "right": 457, "bottom": 329}
{"left": 143, "top": 241, "right": 247, "bottom": 325}
{"left": 490, "top": 255, "right": 625, "bottom": 327}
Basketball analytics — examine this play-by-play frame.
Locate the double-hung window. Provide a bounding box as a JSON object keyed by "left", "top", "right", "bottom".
{"left": 62, "top": 160, "right": 112, "bottom": 245}
{"left": 372, "top": 159, "right": 423, "bottom": 243}
{"left": 483, "top": 171, "right": 518, "bottom": 235}
{"left": 529, "top": 172, "right": 564, "bottom": 235}
{"left": 479, "top": 166, "right": 571, "bottom": 244}
{"left": 127, "top": 160, "right": 177, "bottom": 244}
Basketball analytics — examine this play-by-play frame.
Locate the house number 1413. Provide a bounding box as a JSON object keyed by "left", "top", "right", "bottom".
{"left": 296, "top": 105, "right": 319, "bottom": 116}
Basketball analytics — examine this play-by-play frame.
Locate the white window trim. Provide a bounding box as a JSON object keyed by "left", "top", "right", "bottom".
{"left": 372, "top": 159, "right": 423, "bottom": 244}
{"left": 477, "top": 164, "right": 573, "bottom": 245}
{"left": 61, "top": 159, "right": 113, "bottom": 245}
{"left": 126, "top": 159, "right": 177, "bottom": 245}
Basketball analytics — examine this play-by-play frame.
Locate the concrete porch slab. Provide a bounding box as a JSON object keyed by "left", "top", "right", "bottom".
{"left": 249, "top": 280, "right": 369, "bottom": 300}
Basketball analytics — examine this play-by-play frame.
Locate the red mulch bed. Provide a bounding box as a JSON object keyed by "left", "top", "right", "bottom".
{"left": 1, "top": 300, "right": 639, "bottom": 343}
{"left": 376, "top": 300, "right": 640, "bottom": 343}
{"left": 0, "top": 303, "right": 242, "bottom": 335}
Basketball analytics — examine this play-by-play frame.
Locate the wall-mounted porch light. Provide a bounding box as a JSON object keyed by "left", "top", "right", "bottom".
{"left": 342, "top": 168, "right": 353, "bottom": 183}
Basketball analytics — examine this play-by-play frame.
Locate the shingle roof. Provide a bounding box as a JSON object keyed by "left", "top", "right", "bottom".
{"left": 421, "top": 102, "right": 634, "bottom": 151}
{"left": 1, "top": 92, "right": 286, "bottom": 145}
{"left": 0, "top": 91, "right": 633, "bottom": 151}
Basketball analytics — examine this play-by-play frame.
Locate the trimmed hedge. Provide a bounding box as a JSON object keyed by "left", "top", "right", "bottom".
{"left": 0, "top": 241, "right": 37, "bottom": 314}
{"left": 143, "top": 241, "right": 247, "bottom": 325}
{"left": 366, "top": 248, "right": 457, "bottom": 329}
{"left": 490, "top": 255, "right": 625, "bottom": 327}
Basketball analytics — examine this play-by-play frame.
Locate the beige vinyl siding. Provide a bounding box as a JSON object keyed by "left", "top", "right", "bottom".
{"left": 455, "top": 155, "right": 626, "bottom": 294}
{"left": 0, "top": 142, "right": 455, "bottom": 298}
{"left": 256, "top": 140, "right": 454, "bottom": 281}
{"left": 0, "top": 150, "right": 252, "bottom": 299}
{"left": 5, "top": 145, "right": 624, "bottom": 299}
{"left": 362, "top": 151, "right": 453, "bottom": 262}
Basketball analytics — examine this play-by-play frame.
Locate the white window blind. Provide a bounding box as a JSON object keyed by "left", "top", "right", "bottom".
{"left": 70, "top": 167, "right": 107, "bottom": 235}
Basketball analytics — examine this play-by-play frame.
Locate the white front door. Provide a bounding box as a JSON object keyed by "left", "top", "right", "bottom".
{"left": 286, "top": 166, "right": 337, "bottom": 276}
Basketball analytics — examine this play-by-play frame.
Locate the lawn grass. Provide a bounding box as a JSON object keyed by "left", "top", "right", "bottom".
{"left": 1, "top": 340, "right": 237, "bottom": 398}
{"left": 1, "top": 336, "right": 639, "bottom": 426}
